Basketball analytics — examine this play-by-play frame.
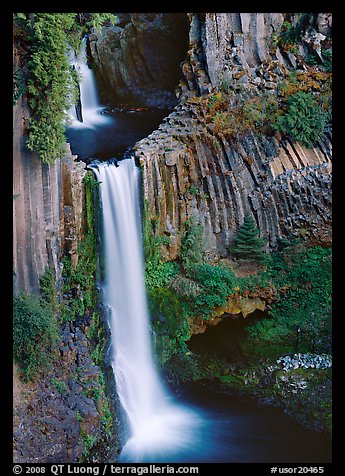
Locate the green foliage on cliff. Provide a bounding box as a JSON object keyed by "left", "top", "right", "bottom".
{"left": 60, "top": 172, "right": 98, "bottom": 322}
{"left": 274, "top": 91, "right": 331, "bottom": 147}
{"left": 143, "top": 208, "right": 180, "bottom": 289}
{"left": 149, "top": 288, "right": 191, "bottom": 366}
{"left": 244, "top": 244, "right": 332, "bottom": 359}
{"left": 202, "top": 57, "right": 331, "bottom": 149}
{"left": 14, "top": 13, "right": 117, "bottom": 164}
{"left": 13, "top": 69, "right": 26, "bottom": 105}
{"left": 39, "top": 266, "right": 59, "bottom": 314}
{"left": 147, "top": 210, "right": 331, "bottom": 373}
{"left": 181, "top": 218, "right": 205, "bottom": 275}
{"left": 13, "top": 293, "right": 59, "bottom": 381}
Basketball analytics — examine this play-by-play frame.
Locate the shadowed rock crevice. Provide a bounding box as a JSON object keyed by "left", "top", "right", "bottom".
{"left": 88, "top": 13, "right": 190, "bottom": 108}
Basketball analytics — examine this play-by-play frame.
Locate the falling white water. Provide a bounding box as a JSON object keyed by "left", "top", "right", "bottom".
{"left": 92, "top": 159, "right": 203, "bottom": 462}
{"left": 68, "top": 38, "right": 110, "bottom": 129}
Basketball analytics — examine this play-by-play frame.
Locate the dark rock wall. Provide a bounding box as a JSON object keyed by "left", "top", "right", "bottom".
{"left": 88, "top": 13, "right": 190, "bottom": 107}
{"left": 13, "top": 87, "right": 62, "bottom": 295}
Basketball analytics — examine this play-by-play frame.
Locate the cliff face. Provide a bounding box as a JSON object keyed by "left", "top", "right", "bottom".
{"left": 133, "top": 13, "right": 332, "bottom": 259}
{"left": 13, "top": 87, "right": 62, "bottom": 294}
{"left": 88, "top": 13, "right": 189, "bottom": 107}
{"left": 13, "top": 93, "right": 87, "bottom": 294}
{"left": 13, "top": 44, "right": 88, "bottom": 295}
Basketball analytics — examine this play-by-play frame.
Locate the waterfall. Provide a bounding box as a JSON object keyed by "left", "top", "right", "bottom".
{"left": 92, "top": 159, "right": 202, "bottom": 462}
{"left": 68, "top": 38, "right": 110, "bottom": 129}
{"left": 74, "top": 36, "right": 203, "bottom": 463}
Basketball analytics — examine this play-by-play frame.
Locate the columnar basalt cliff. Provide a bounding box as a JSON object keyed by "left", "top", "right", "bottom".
{"left": 13, "top": 54, "right": 62, "bottom": 294}
{"left": 132, "top": 13, "right": 332, "bottom": 259}
{"left": 13, "top": 33, "right": 116, "bottom": 463}
{"left": 13, "top": 46, "right": 88, "bottom": 295}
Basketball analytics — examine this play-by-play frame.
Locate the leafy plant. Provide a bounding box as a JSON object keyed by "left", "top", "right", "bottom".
{"left": 81, "top": 433, "right": 96, "bottom": 459}
{"left": 181, "top": 218, "right": 205, "bottom": 276}
{"left": 13, "top": 293, "right": 59, "bottom": 381}
{"left": 50, "top": 378, "right": 67, "bottom": 393}
{"left": 143, "top": 207, "right": 180, "bottom": 289}
{"left": 13, "top": 69, "right": 26, "bottom": 105}
{"left": 61, "top": 172, "right": 98, "bottom": 322}
{"left": 188, "top": 185, "right": 199, "bottom": 196}
{"left": 242, "top": 92, "right": 279, "bottom": 134}
{"left": 274, "top": 91, "right": 331, "bottom": 146}
{"left": 245, "top": 245, "right": 332, "bottom": 359}
{"left": 149, "top": 288, "right": 191, "bottom": 366}
{"left": 40, "top": 266, "right": 58, "bottom": 314}
{"left": 322, "top": 49, "right": 332, "bottom": 73}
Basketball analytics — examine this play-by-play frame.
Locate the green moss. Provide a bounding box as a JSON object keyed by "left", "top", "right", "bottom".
{"left": 39, "top": 266, "right": 59, "bottom": 314}
{"left": 143, "top": 202, "right": 180, "bottom": 289}
{"left": 149, "top": 287, "right": 190, "bottom": 367}
{"left": 61, "top": 172, "right": 99, "bottom": 322}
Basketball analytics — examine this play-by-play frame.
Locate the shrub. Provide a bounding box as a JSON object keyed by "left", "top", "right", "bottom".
{"left": 181, "top": 218, "right": 205, "bottom": 276}
{"left": 143, "top": 206, "right": 180, "bottom": 289}
{"left": 50, "top": 378, "right": 68, "bottom": 393}
{"left": 39, "top": 266, "right": 58, "bottom": 313}
{"left": 13, "top": 293, "right": 58, "bottom": 381}
{"left": 186, "top": 264, "right": 238, "bottom": 318}
{"left": 274, "top": 91, "right": 330, "bottom": 147}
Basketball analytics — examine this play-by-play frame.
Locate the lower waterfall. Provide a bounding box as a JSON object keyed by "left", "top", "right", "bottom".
{"left": 92, "top": 159, "right": 203, "bottom": 462}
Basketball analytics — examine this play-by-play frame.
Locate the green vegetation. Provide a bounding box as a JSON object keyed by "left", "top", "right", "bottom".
{"left": 143, "top": 206, "right": 180, "bottom": 289}
{"left": 40, "top": 266, "right": 59, "bottom": 314}
{"left": 271, "top": 14, "right": 314, "bottom": 53}
{"left": 274, "top": 91, "right": 331, "bottom": 147}
{"left": 188, "top": 185, "right": 199, "bottom": 196}
{"left": 229, "top": 213, "right": 267, "bottom": 263}
{"left": 60, "top": 172, "right": 98, "bottom": 322}
{"left": 81, "top": 433, "right": 97, "bottom": 459}
{"left": 181, "top": 218, "right": 205, "bottom": 275}
{"left": 13, "top": 293, "right": 59, "bottom": 381}
{"left": 50, "top": 377, "right": 68, "bottom": 393}
{"left": 13, "top": 13, "right": 117, "bottom": 164}
{"left": 197, "top": 26, "right": 332, "bottom": 149}
{"left": 145, "top": 204, "right": 331, "bottom": 373}
{"left": 245, "top": 243, "right": 332, "bottom": 359}
{"left": 13, "top": 69, "right": 26, "bottom": 105}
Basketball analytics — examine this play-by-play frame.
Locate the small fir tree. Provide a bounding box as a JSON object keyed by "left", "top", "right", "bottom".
{"left": 230, "top": 213, "right": 266, "bottom": 263}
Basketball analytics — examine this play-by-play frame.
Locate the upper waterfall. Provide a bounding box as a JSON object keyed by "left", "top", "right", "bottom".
{"left": 68, "top": 38, "right": 110, "bottom": 129}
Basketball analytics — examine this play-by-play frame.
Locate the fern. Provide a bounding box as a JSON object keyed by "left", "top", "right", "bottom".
{"left": 274, "top": 91, "right": 330, "bottom": 147}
